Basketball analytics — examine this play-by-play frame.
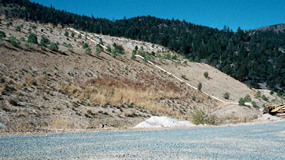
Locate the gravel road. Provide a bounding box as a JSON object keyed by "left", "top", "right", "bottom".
{"left": 1, "top": 121, "right": 285, "bottom": 159}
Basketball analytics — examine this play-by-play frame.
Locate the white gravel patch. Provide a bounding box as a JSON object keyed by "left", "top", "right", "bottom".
{"left": 134, "top": 116, "right": 195, "bottom": 128}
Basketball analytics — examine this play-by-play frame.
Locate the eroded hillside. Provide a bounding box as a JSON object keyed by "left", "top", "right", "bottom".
{"left": 0, "top": 19, "right": 283, "bottom": 133}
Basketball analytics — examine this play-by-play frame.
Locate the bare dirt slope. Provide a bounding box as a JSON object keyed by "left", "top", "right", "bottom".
{"left": 0, "top": 18, "right": 282, "bottom": 133}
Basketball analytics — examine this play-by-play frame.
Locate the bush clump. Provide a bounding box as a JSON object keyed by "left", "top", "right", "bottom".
{"left": 224, "top": 92, "right": 230, "bottom": 99}
{"left": 40, "top": 36, "right": 50, "bottom": 47}
{"left": 0, "top": 30, "right": 6, "bottom": 39}
{"left": 254, "top": 91, "right": 261, "bottom": 99}
{"left": 27, "top": 33, "right": 38, "bottom": 44}
{"left": 9, "top": 36, "right": 21, "bottom": 47}
{"left": 48, "top": 42, "right": 59, "bottom": 51}
{"left": 204, "top": 72, "right": 209, "bottom": 79}
{"left": 85, "top": 47, "right": 92, "bottom": 55}
{"left": 239, "top": 97, "right": 245, "bottom": 106}
{"left": 82, "top": 43, "right": 89, "bottom": 49}
{"left": 198, "top": 82, "right": 202, "bottom": 91}
{"left": 244, "top": 94, "right": 252, "bottom": 102}
{"left": 192, "top": 109, "right": 207, "bottom": 125}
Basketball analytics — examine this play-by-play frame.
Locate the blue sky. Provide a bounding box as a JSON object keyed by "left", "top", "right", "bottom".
{"left": 31, "top": 0, "right": 284, "bottom": 31}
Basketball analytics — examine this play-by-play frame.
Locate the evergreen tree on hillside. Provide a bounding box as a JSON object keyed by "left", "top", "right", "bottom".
{"left": 2, "top": 0, "right": 285, "bottom": 93}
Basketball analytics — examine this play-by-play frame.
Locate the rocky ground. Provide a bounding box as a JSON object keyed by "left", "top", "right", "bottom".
{"left": 0, "top": 18, "right": 283, "bottom": 134}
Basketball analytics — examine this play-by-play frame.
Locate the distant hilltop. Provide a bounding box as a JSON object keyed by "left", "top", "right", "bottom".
{"left": 250, "top": 24, "right": 285, "bottom": 33}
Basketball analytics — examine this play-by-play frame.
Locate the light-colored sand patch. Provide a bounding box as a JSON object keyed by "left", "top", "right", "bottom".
{"left": 134, "top": 116, "right": 195, "bottom": 128}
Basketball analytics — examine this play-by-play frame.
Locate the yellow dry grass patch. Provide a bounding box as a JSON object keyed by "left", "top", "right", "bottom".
{"left": 59, "top": 78, "right": 184, "bottom": 117}
{"left": 50, "top": 117, "right": 69, "bottom": 129}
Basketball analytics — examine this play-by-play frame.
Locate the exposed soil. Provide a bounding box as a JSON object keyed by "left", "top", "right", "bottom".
{"left": 0, "top": 18, "right": 283, "bottom": 134}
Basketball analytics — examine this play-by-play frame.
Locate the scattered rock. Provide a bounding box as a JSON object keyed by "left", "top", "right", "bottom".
{"left": 0, "top": 122, "right": 6, "bottom": 129}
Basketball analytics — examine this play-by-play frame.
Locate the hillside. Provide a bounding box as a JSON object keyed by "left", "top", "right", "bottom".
{"left": 251, "top": 24, "right": 285, "bottom": 33}
{"left": 0, "top": 18, "right": 284, "bottom": 133}
{"left": 1, "top": 0, "right": 284, "bottom": 93}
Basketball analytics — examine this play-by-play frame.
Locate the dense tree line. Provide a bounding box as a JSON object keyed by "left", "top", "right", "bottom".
{"left": 1, "top": 0, "right": 285, "bottom": 93}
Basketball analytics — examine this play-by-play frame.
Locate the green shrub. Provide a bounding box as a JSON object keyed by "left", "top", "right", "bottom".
{"left": 143, "top": 56, "right": 148, "bottom": 63}
{"left": 6, "top": 22, "right": 12, "bottom": 27}
{"left": 25, "top": 43, "right": 33, "bottom": 49}
{"left": 252, "top": 101, "right": 258, "bottom": 108}
{"left": 0, "top": 30, "right": 6, "bottom": 39}
{"left": 106, "top": 45, "right": 112, "bottom": 52}
{"left": 244, "top": 94, "right": 252, "bottom": 102}
{"left": 9, "top": 36, "right": 21, "bottom": 47}
{"left": 239, "top": 98, "right": 245, "bottom": 106}
{"left": 261, "top": 95, "right": 268, "bottom": 101}
{"left": 71, "top": 32, "right": 75, "bottom": 37}
{"left": 40, "top": 36, "right": 50, "bottom": 47}
{"left": 171, "top": 55, "right": 177, "bottom": 60}
{"left": 192, "top": 109, "right": 207, "bottom": 125}
{"left": 131, "top": 50, "right": 136, "bottom": 60}
{"left": 62, "top": 42, "right": 72, "bottom": 48}
{"left": 204, "top": 72, "right": 209, "bottom": 79}
{"left": 95, "top": 44, "right": 102, "bottom": 56}
{"left": 111, "top": 50, "right": 117, "bottom": 58}
{"left": 16, "top": 26, "right": 21, "bottom": 31}
{"left": 254, "top": 91, "right": 261, "bottom": 99}
{"left": 113, "top": 43, "right": 125, "bottom": 54}
{"left": 224, "top": 92, "right": 230, "bottom": 99}
{"left": 82, "top": 43, "right": 89, "bottom": 49}
{"left": 198, "top": 82, "right": 202, "bottom": 91}
{"left": 64, "top": 31, "right": 69, "bottom": 36}
{"left": 27, "top": 33, "right": 38, "bottom": 44}
{"left": 78, "top": 34, "right": 82, "bottom": 38}
{"left": 85, "top": 47, "right": 92, "bottom": 55}
{"left": 48, "top": 42, "right": 59, "bottom": 51}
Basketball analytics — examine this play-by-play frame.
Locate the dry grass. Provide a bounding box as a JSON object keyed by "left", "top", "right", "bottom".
{"left": 50, "top": 117, "right": 69, "bottom": 129}
{"left": 59, "top": 76, "right": 184, "bottom": 117}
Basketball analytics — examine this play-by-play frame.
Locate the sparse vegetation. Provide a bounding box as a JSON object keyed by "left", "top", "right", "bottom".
{"left": 64, "top": 31, "right": 69, "bottom": 36}
{"left": 239, "top": 97, "right": 245, "bottom": 106}
{"left": 204, "top": 72, "right": 209, "bottom": 79}
{"left": 82, "top": 43, "right": 88, "bottom": 49}
{"left": 6, "top": 22, "right": 12, "bottom": 27}
{"left": 261, "top": 95, "right": 268, "bottom": 101}
{"left": 252, "top": 101, "right": 258, "bottom": 108}
{"left": 9, "top": 36, "right": 21, "bottom": 47}
{"left": 85, "top": 47, "right": 92, "bottom": 55}
{"left": 0, "top": 30, "right": 6, "bottom": 39}
{"left": 16, "top": 26, "right": 21, "bottom": 31}
{"left": 71, "top": 32, "right": 75, "bottom": 37}
{"left": 244, "top": 94, "right": 252, "bottom": 102}
{"left": 254, "top": 91, "right": 261, "bottom": 99}
{"left": 181, "top": 74, "right": 188, "bottom": 80}
{"left": 48, "top": 42, "right": 59, "bottom": 51}
{"left": 131, "top": 49, "right": 136, "bottom": 60}
{"left": 27, "top": 33, "right": 38, "bottom": 44}
{"left": 191, "top": 109, "right": 207, "bottom": 125}
{"left": 198, "top": 82, "right": 202, "bottom": 91}
{"left": 224, "top": 92, "right": 230, "bottom": 99}
{"left": 95, "top": 44, "right": 102, "bottom": 56}
{"left": 112, "top": 43, "right": 125, "bottom": 54}
{"left": 40, "top": 36, "right": 50, "bottom": 47}
{"left": 106, "top": 45, "right": 111, "bottom": 52}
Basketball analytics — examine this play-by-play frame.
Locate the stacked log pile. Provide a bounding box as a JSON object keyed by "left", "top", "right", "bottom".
{"left": 267, "top": 104, "right": 285, "bottom": 116}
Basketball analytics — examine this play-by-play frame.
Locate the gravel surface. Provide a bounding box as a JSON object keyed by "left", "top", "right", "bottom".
{"left": 1, "top": 121, "right": 284, "bottom": 159}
